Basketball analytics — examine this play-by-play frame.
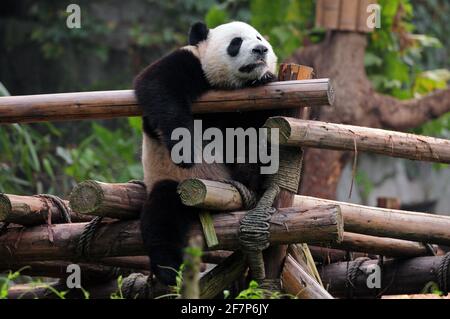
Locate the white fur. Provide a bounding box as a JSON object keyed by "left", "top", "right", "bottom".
{"left": 142, "top": 134, "right": 230, "bottom": 193}
{"left": 194, "top": 21, "right": 278, "bottom": 89}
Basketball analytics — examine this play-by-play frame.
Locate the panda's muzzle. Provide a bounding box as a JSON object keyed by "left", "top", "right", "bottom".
{"left": 239, "top": 59, "right": 266, "bottom": 74}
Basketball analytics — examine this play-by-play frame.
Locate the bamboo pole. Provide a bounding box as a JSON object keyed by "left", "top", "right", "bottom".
{"left": 295, "top": 196, "right": 450, "bottom": 246}
{"left": 263, "top": 117, "right": 450, "bottom": 164}
{"left": 281, "top": 255, "right": 333, "bottom": 299}
{"left": 69, "top": 180, "right": 146, "bottom": 219}
{"left": 0, "top": 79, "right": 334, "bottom": 124}
{"left": 0, "top": 194, "right": 92, "bottom": 226}
{"left": 331, "top": 232, "right": 434, "bottom": 257}
{"left": 0, "top": 205, "right": 343, "bottom": 262}
{"left": 320, "top": 256, "right": 449, "bottom": 298}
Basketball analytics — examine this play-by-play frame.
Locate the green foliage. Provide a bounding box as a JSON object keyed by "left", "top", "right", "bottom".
{"left": 236, "top": 280, "right": 294, "bottom": 299}
{"left": 0, "top": 268, "right": 29, "bottom": 299}
{"left": 63, "top": 120, "right": 143, "bottom": 183}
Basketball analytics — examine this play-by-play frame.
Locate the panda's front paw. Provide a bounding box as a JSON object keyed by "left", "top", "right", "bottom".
{"left": 260, "top": 71, "right": 276, "bottom": 84}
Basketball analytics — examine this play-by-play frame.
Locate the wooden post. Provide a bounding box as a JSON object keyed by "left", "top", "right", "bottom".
{"left": 0, "top": 206, "right": 343, "bottom": 262}
{"left": 0, "top": 194, "right": 91, "bottom": 226}
{"left": 281, "top": 255, "right": 333, "bottom": 299}
{"left": 199, "top": 251, "right": 247, "bottom": 299}
{"left": 263, "top": 117, "right": 450, "bottom": 164}
{"left": 0, "top": 80, "right": 334, "bottom": 124}
{"left": 377, "top": 197, "right": 401, "bottom": 210}
{"left": 262, "top": 64, "right": 316, "bottom": 286}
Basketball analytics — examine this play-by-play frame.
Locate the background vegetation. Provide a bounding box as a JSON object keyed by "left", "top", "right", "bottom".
{"left": 0, "top": 0, "right": 449, "bottom": 196}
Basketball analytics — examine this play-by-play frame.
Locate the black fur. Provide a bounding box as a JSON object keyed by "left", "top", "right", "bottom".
{"left": 227, "top": 37, "right": 243, "bottom": 57}
{"left": 140, "top": 180, "right": 198, "bottom": 285}
{"left": 189, "top": 22, "right": 209, "bottom": 46}
{"left": 134, "top": 49, "right": 211, "bottom": 167}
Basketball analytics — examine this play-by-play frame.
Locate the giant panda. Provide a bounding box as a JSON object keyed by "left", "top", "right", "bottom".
{"left": 134, "top": 21, "right": 291, "bottom": 285}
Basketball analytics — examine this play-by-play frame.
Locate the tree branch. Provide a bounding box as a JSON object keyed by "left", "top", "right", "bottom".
{"left": 375, "top": 87, "right": 450, "bottom": 130}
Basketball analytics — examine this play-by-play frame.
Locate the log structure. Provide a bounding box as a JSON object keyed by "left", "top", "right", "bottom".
{"left": 0, "top": 205, "right": 343, "bottom": 262}
{"left": 0, "top": 79, "right": 333, "bottom": 124}
{"left": 263, "top": 117, "right": 450, "bottom": 164}
{"left": 179, "top": 179, "right": 450, "bottom": 247}
{"left": 68, "top": 179, "right": 443, "bottom": 257}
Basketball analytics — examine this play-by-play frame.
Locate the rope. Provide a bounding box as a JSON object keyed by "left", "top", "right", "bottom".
{"left": 121, "top": 273, "right": 151, "bottom": 299}
{"left": 239, "top": 184, "right": 280, "bottom": 281}
{"left": 425, "top": 243, "right": 437, "bottom": 256}
{"left": 76, "top": 216, "right": 103, "bottom": 260}
{"left": 346, "top": 257, "right": 370, "bottom": 299}
{"left": 437, "top": 252, "right": 450, "bottom": 295}
{"left": 221, "top": 179, "right": 257, "bottom": 209}
{"left": 35, "top": 194, "right": 72, "bottom": 223}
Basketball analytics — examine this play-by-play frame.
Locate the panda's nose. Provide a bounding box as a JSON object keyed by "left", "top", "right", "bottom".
{"left": 252, "top": 45, "right": 268, "bottom": 56}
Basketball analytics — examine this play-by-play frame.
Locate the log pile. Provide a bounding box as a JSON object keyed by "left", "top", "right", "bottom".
{"left": 1, "top": 64, "right": 450, "bottom": 299}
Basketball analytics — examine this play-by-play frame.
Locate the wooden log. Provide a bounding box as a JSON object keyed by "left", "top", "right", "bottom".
{"left": 320, "top": 256, "right": 449, "bottom": 298}
{"left": 178, "top": 179, "right": 243, "bottom": 211}
{"left": 331, "top": 232, "right": 434, "bottom": 257}
{"left": 0, "top": 194, "right": 91, "bottom": 226}
{"left": 0, "top": 79, "right": 334, "bottom": 124}
{"left": 69, "top": 180, "right": 146, "bottom": 219}
{"left": 308, "top": 246, "right": 372, "bottom": 264}
{"left": 199, "top": 251, "right": 247, "bottom": 299}
{"left": 281, "top": 255, "right": 333, "bottom": 299}
{"left": 295, "top": 196, "right": 450, "bottom": 246}
{"left": 0, "top": 260, "right": 142, "bottom": 281}
{"left": 0, "top": 205, "right": 343, "bottom": 262}
{"left": 263, "top": 117, "right": 450, "bottom": 164}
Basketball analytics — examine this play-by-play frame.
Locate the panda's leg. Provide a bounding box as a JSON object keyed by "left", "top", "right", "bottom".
{"left": 140, "top": 179, "right": 198, "bottom": 286}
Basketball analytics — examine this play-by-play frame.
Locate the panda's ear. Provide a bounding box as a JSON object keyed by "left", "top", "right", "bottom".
{"left": 189, "top": 22, "right": 209, "bottom": 46}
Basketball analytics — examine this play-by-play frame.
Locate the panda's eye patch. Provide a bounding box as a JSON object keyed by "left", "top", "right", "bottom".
{"left": 256, "top": 36, "right": 262, "bottom": 41}
{"left": 227, "top": 37, "right": 243, "bottom": 57}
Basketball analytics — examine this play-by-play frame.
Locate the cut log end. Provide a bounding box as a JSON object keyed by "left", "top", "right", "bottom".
{"left": 0, "top": 194, "right": 12, "bottom": 221}
{"left": 177, "top": 179, "right": 207, "bottom": 207}
{"left": 327, "top": 81, "right": 336, "bottom": 106}
{"left": 263, "top": 117, "right": 291, "bottom": 145}
{"left": 69, "top": 180, "right": 104, "bottom": 214}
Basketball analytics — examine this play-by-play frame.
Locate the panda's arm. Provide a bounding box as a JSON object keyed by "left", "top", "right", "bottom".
{"left": 134, "top": 50, "right": 210, "bottom": 167}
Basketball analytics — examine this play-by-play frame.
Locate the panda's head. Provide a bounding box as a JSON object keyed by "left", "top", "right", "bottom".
{"left": 187, "top": 21, "right": 278, "bottom": 89}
